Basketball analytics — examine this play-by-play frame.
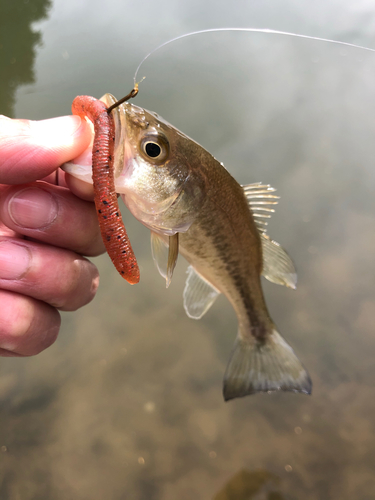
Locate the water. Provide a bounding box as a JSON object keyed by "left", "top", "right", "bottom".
{"left": 1, "top": 0, "right": 375, "bottom": 498}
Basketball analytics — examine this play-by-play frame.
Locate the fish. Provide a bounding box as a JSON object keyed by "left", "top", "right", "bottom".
{"left": 63, "top": 93, "right": 312, "bottom": 401}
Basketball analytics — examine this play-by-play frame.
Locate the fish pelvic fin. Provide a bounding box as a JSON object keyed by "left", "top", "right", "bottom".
{"left": 223, "top": 329, "right": 312, "bottom": 401}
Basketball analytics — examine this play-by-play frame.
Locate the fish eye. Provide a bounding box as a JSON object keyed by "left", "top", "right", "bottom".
{"left": 145, "top": 142, "right": 161, "bottom": 158}
{"left": 140, "top": 133, "right": 169, "bottom": 164}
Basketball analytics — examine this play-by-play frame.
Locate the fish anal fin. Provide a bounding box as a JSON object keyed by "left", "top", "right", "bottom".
{"left": 223, "top": 330, "right": 312, "bottom": 401}
{"left": 261, "top": 234, "right": 297, "bottom": 289}
{"left": 183, "top": 266, "right": 220, "bottom": 319}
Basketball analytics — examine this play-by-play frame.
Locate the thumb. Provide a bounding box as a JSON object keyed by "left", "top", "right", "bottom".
{"left": 0, "top": 115, "right": 92, "bottom": 184}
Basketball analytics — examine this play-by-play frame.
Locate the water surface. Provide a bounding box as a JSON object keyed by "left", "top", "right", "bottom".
{"left": 1, "top": 1, "right": 375, "bottom": 498}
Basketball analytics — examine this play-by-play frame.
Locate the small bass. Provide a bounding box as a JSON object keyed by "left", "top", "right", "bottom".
{"left": 64, "top": 94, "right": 312, "bottom": 401}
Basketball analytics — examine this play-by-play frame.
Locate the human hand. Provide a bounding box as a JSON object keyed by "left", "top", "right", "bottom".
{"left": 0, "top": 114, "right": 104, "bottom": 357}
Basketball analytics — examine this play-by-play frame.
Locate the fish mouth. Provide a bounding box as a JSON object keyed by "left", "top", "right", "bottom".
{"left": 102, "top": 94, "right": 128, "bottom": 180}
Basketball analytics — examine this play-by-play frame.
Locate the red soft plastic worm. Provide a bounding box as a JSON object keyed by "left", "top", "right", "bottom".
{"left": 72, "top": 95, "right": 140, "bottom": 284}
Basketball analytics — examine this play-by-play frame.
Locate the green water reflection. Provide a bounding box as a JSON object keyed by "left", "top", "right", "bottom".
{"left": 0, "top": 0, "right": 51, "bottom": 116}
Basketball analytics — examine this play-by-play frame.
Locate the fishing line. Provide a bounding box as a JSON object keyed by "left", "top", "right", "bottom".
{"left": 133, "top": 27, "right": 375, "bottom": 85}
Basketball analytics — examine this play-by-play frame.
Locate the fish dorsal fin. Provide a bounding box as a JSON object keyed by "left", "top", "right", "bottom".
{"left": 261, "top": 234, "right": 297, "bottom": 289}
{"left": 242, "top": 183, "right": 279, "bottom": 234}
{"left": 151, "top": 231, "right": 180, "bottom": 288}
{"left": 183, "top": 266, "right": 220, "bottom": 319}
{"left": 242, "top": 183, "right": 297, "bottom": 288}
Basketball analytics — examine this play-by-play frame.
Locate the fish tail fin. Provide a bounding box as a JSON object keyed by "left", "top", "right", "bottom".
{"left": 223, "top": 329, "right": 312, "bottom": 401}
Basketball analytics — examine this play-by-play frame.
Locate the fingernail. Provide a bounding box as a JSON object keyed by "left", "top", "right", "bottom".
{"left": 9, "top": 188, "right": 58, "bottom": 229}
{"left": 0, "top": 241, "right": 31, "bottom": 280}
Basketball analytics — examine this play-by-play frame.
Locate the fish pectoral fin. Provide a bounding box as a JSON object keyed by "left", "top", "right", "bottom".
{"left": 261, "top": 234, "right": 297, "bottom": 289}
{"left": 151, "top": 231, "right": 169, "bottom": 279}
{"left": 223, "top": 329, "right": 312, "bottom": 401}
{"left": 150, "top": 231, "right": 179, "bottom": 288}
{"left": 183, "top": 266, "right": 220, "bottom": 319}
{"left": 166, "top": 233, "right": 179, "bottom": 288}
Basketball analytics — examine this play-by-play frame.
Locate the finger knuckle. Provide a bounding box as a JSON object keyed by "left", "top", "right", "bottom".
{"left": 26, "top": 322, "right": 60, "bottom": 355}
{"left": 77, "top": 225, "right": 104, "bottom": 257}
{"left": 52, "top": 258, "right": 99, "bottom": 311}
{"left": 0, "top": 297, "right": 34, "bottom": 349}
{"left": 0, "top": 294, "right": 60, "bottom": 356}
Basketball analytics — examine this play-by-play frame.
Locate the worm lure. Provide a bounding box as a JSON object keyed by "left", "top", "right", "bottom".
{"left": 72, "top": 95, "right": 140, "bottom": 284}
